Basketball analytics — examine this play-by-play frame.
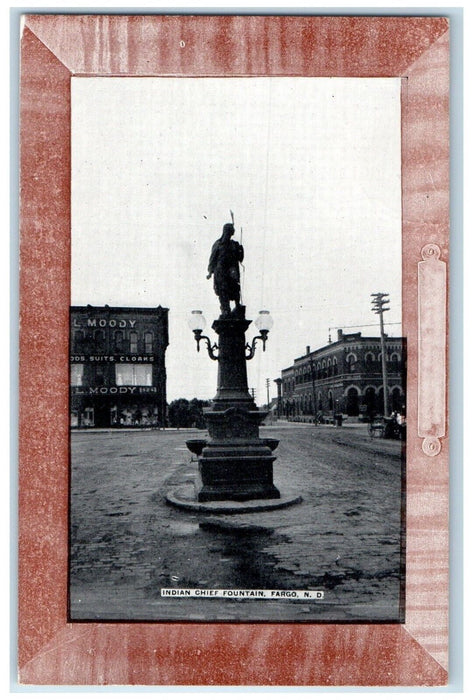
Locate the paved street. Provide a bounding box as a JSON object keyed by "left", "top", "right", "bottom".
{"left": 70, "top": 422, "right": 404, "bottom": 622}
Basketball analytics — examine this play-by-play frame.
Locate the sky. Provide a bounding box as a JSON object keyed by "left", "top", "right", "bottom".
{"left": 71, "top": 76, "right": 402, "bottom": 404}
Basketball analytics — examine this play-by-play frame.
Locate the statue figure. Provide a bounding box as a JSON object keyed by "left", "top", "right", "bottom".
{"left": 207, "top": 222, "right": 244, "bottom": 317}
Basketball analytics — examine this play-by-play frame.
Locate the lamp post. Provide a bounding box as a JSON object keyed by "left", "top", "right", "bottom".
{"left": 188, "top": 306, "right": 280, "bottom": 502}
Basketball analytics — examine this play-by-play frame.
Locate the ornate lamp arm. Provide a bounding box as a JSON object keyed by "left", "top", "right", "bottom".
{"left": 193, "top": 330, "right": 219, "bottom": 360}
{"left": 245, "top": 330, "right": 269, "bottom": 360}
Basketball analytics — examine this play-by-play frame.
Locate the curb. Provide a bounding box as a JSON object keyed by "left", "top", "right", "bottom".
{"left": 165, "top": 483, "right": 303, "bottom": 514}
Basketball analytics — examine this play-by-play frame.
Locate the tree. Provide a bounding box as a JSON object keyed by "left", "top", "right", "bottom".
{"left": 167, "top": 398, "right": 210, "bottom": 428}
{"left": 167, "top": 398, "right": 190, "bottom": 428}
{"left": 189, "top": 398, "right": 209, "bottom": 429}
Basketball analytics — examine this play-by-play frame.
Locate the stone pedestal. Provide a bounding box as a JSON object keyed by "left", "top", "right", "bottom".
{"left": 194, "top": 307, "right": 281, "bottom": 503}
{"left": 197, "top": 407, "right": 280, "bottom": 502}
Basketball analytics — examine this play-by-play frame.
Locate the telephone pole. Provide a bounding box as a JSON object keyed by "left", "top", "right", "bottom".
{"left": 371, "top": 292, "right": 390, "bottom": 417}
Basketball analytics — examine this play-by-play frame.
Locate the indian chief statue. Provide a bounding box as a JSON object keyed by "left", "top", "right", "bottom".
{"left": 207, "top": 222, "right": 244, "bottom": 317}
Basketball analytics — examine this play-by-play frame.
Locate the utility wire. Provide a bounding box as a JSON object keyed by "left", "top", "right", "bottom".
{"left": 328, "top": 322, "right": 401, "bottom": 331}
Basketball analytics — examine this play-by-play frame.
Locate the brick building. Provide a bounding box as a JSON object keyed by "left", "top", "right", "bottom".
{"left": 70, "top": 305, "right": 168, "bottom": 428}
{"left": 280, "top": 329, "right": 405, "bottom": 421}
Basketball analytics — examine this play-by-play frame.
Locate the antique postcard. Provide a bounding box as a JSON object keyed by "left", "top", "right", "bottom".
{"left": 19, "top": 14, "right": 450, "bottom": 685}
{"left": 69, "top": 75, "right": 404, "bottom": 624}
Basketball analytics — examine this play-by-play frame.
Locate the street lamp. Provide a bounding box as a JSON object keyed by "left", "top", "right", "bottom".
{"left": 188, "top": 309, "right": 206, "bottom": 334}
{"left": 188, "top": 310, "right": 218, "bottom": 358}
{"left": 188, "top": 309, "right": 273, "bottom": 361}
{"left": 247, "top": 310, "right": 273, "bottom": 356}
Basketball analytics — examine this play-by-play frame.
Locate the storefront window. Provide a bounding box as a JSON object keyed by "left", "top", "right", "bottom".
{"left": 115, "top": 363, "right": 152, "bottom": 386}
{"left": 83, "top": 407, "right": 94, "bottom": 426}
{"left": 70, "top": 364, "right": 83, "bottom": 386}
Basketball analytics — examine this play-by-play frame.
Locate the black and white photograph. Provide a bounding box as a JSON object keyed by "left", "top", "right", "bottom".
{"left": 69, "top": 76, "right": 406, "bottom": 623}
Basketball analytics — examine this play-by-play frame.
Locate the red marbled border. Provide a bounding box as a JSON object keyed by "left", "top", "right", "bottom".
{"left": 18, "top": 14, "right": 449, "bottom": 685}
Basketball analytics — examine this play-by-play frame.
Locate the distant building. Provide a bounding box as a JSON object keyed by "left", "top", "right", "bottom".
{"left": 280, "top": 329, "right": 405, "bottom": 420}
{"left": 70, "top": 305, "right": 168, "bottom": 428}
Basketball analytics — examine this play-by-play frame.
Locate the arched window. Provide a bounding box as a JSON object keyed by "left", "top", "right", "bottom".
{"left": 94, "top": 329, "right": 105, "bottom": 351}
{"left": 333, "top": 357, "right": 338, "bottom": 375}
{"left": 364, "top": 386, "right": 377, "bottom": 418}
{"left": 365, "top": 352, "right": 375, "bottom": 363}
{"left": 130, "top": 331, "right": 138, "bottom": 353}
{"left": 73, "top": 330, "right": 84, "bottom": 352}
{"left": 328, "top": 390, "right": 334, "bottom": 411}
{"left": 346, "top": 353, "right": 357, "bottom": 371}
{"left": 377, "top": 386, "right": 385, "bottom": 415}
{"left": 114, "top": 330, "right": 124, "bottom": 351}
{"left": 346, "top": 387, "right": 360, "bottom": 416}
{"left": 391, "top": 386, "right": 403, "bottom": 412}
